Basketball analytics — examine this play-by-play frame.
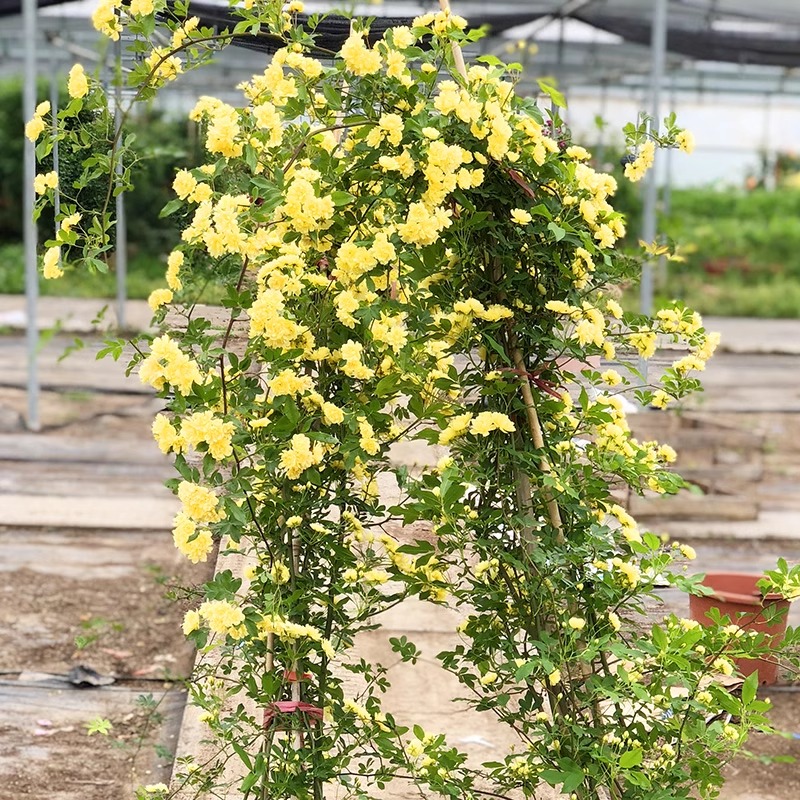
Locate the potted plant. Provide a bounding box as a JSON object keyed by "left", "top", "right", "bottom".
{"left": 690, "top": 564, "right": 796, "bottom": 685}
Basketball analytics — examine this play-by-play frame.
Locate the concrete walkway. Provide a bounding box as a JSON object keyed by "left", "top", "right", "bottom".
{"left": 1, "top": 294, "right": 800, "bottom": 354}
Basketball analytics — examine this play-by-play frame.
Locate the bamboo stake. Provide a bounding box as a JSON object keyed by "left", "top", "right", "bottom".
{"left": 438, "top": 0, "right": 468, "bottom": 80}
{"left": 438, "top": 0, "right": 564, "bottom": 542}
{"left": 512, "top": 348, "right": 564, "bottom": 542}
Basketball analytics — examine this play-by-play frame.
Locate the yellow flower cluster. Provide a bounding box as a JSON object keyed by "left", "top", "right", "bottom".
{"left": 279, "top": 433, "right": 325, "bottom": 479}
{"left": 469, "top": 412, "right": 515, "bottom": 437}
{"left": 42, "top": 246, "right": 62, "bottom": 279}
{"left": 397, "top": 202, "right": 452, "bottom": 246}
{"left": 152, "top": 413, "right": 187, "bottom": 454}
{"left": 92, "top": 0, "right": 121, "bottom": 41}
{"left": 248, "top": 288, "right": 310, "bottom": 351}
{"left": 268, "top": 369, "right": 314, "bottom": 398}
{"left": 172, "top": 170, "right": 212, "bottom": 204}
{"left": 177, "top": 481, "right": 225, "bottom": 523}
{"left": 338, "top": 340, "right": 374, "bottom": 380}
{"left": 172, "top": 512, "right": 214, "bottom": 563}
{"left": 546, "top": 301, "right": 607, "bottom": 350}
{"left": 341, "top": 32, "right": 382, "bottom": 76}
{"left": 371, "top": 313, "right": 408, "bottom": 353}
{"left": 198, "top": 599, "right": 245, "bottom": 635}
{"left": 25, "top": 100, "right": 50, "bottom": 142}
{"left": 257, "top": 613, "right": 335, "bottom": 658}
{"left": 33, "top": 172, "right": 58, "bottom": 195}
{"left": 139, "top": 334, "right": 203, "bottom": 395}
{"left": 439, "top": 412, "right": 473, "bottom": 445}
{"left": 67, "top": 63, "right": 89, "bottom": 99}
{"left": 279, "top": 174, "right": 336, "bottom": 234}
{"left": 181, "top": 410, "right": 235, "bottom": 460}
{"left": 624, "top": 140, "right": 656, "bottom": 183}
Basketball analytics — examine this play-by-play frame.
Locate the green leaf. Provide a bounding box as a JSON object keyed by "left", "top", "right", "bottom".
{"left": 537, "top": 79, "right": 567, "bottom": 109}
{"left": 619, "top": 749, "right": 643, "bottom": 768}
{"left": 741, "top": 671, "right": 759, "bottom": 705}
{"left": 476, "top": 54, "right": 505, "bottom": 68}
{"left": 159, "top": 198, "right": 184, "bottom": 218}
{"left": 514, "top": 660, "right": 538, "bottom": 681}
{"left": 547, "top": 222, "right": 566, "bottom": 241}
{"left": 331, "top": 190, "right": 355, "bottom": 206}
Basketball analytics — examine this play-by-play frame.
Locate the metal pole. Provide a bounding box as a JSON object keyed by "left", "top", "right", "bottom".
{"left": 23, "top": 0, "right": 40, "bottom": 432}
{"left": 114, "top": 35, "right": 127, "bottom": 330}
{"left": 639, "top": 0, "right": 668, "bottom": 319}
{"left": 50, "top": 63, "right": 60, "bottom": 224}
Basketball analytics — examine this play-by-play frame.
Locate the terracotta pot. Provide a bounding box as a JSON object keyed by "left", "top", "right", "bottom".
{"left": 689, "top": 572, "right": 790, "bottom": 685}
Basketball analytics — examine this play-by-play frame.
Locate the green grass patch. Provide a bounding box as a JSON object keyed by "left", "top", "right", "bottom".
{"left": 0, "top": 242, "right": 167, "bottom": 299}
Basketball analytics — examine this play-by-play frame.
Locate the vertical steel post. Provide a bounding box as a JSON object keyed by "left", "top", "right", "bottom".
{"left": 639, "top": 0, "right": 668, "bottom": 319}
{"left": 50, "top": 62, "right": 60, "bottom": 223}
{"left": 115, "top": 34, "right": 127, "bottom": 330}
{"left": 23, "top": 0, "right": 40, "bottom": 431}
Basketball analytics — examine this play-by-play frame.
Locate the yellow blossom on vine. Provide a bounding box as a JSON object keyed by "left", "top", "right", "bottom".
{"left": 439, "top": 412, "right": 473, "bottom": 445}
{"left": 177, "top": 481, "right": 225, "bottom": 523}
{"left": 358, "top": 418, "right": 380, "bottom": 455}
{"left": 67, "top": 63, "right": 89, "bottom": 98}
{"left": 389, "top": 25, "right": 415, "bottom": 49}
{"left": 92, "top": 0, "right": 121, "bottom": 40}
{"left": 129, "top": 0, "right": 154, "bottom": 14}
{"left": 650, "top": 390, "right": 671, "bottom": 409}
{"left": 469, "top": 412, "right": 515, "bottom": 437}
{"left": 139, "top": 334, "right": 202, "bottom": 395}
{"left": 510, "top": 208, "right": 532, "bottom": 225}
{"left": 339, "top": 340, "right": 375, "bottom": 380}
{"left": 679, "top": 544, "right": 697, "bottom": 560}
{"left": 173, "top": 170, "right": 197, "bottom": 200}
{"left": 676, "top": 130, "right": 695, "bottom": 154}
{"left": 268, "top": 369, "right": 314, "bottom": 398}
{"left": 152, "top": 413, "right": 186, "bottom": 455}
{"left": 601, "top": 370, "right": 622, "bottom": 386}
{"left": 199, "top": 599, "right": 245, "bottom": 635}
{"left": 172, "top": 512, "right": 214, "bottom": 563}
{"left": 624, "top": 140, "right": 656, "bottom": 182}
{"left": 60, "top": 213, "right": 81, "bottom": 233}
{"left": 629, "top": 329, "right": 658, "bottom": 359}
{"left": 42, "top": 247, "right": 62, "bottom": 279}
{"left": 279, "top": 434, "right": 324, "bottom": 479}
{"left": 269, "top": 562, "right": 290, "bottom": 584}
{"left": 182, "top": 609, "right": 200, "bottom": 635}
{"left": 397, "top": 202, "right": 452, "bottom": 246}
{"left": 613, "top": 558, "right": 641, "bottom": 588}
{"left": 148, "top": 288, "right": 173, "bottom": 311}
{"left": 340, "top": 32, "right": 382, "bottom": 76}
{"left": 181, "top": 410, "right": 235, "bottom": 460}
{"left": 33, "top": 172, "right": 58, "bottom": 195}
{"left": 166, "top": 251, "right": 183, "bottom": 291}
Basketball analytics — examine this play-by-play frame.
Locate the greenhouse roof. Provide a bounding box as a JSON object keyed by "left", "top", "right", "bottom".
{"left": 1, "top": 1, "right": 800, "bottom": 97}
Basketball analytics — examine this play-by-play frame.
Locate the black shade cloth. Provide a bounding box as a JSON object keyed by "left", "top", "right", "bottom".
{"left": 158, "top": 2, "right": 546, "bottom": 55}
{"left": 1, "top": 1, "right": 798, "bottom": 68}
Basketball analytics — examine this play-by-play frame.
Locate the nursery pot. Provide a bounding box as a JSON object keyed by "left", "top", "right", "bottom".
{"left": 688, "top": 572, "right": 790, "bottom": 685}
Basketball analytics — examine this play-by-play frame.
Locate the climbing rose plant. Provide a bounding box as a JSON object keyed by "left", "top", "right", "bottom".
{"left": 29, "top": 2, "right": 800, "bottom": 799}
